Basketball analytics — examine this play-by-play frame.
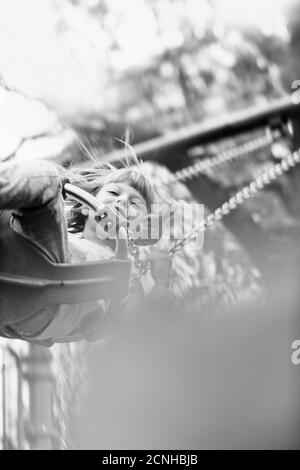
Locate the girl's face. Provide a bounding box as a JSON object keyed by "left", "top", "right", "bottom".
{"left": 84, "top": 182, "right": 148, "bottom": 239}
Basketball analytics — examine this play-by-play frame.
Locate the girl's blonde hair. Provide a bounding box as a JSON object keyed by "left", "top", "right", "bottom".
{"left": 65, "top": 156, "right": 156, "bottom": 234}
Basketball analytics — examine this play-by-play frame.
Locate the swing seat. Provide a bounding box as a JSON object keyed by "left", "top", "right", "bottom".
{"left": 0, "top": 225, "right": 131, "bottom": 329}
{"left": 0, "top": 181, "right": 133, "bottom": 329}
{"left": 0, "top": 258, "right": 131, "bottom": 305}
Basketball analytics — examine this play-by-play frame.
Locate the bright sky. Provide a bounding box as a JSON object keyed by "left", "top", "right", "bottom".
{"left": 0, "top": 0, "right": 295, "bottom": 113}
{"left": 213, "top": 0, "right": 293, "bottom": 37}
{"left": 0, "top": 0, "right": 107, "bottom": 112}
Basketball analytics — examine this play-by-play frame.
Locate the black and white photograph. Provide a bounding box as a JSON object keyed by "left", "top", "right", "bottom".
{"left": 0, "top": 0, "right": 300, "bottom": 453}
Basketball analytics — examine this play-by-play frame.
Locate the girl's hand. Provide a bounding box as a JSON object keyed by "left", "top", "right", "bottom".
{"left": 148, "top": 251, "right": 172, "bottom": 287}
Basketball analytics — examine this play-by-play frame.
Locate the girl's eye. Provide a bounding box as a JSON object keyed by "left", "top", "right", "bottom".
{"left": 131, "top": 200, "right": 142, "bottom": 207}
{"left": 108, "top": 191, "right": 119, "bottom": 196}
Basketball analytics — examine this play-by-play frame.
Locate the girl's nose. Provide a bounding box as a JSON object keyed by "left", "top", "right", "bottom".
{"left": 115, "top": 199, "right": 129, "bottom": 219}
{"left": 117, "top": 196, "right": 127, "bottom": 205}
{"left": 116, "top": 199, "right": 126, "bottom": 213}
{"left": 116, "top": 199, "right": 138, "bottom": 220}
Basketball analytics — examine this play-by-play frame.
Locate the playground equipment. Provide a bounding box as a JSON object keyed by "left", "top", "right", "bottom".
{"left": 0, "top": 184, "right": 131, "bottom": 340}
{"left": 1, "top": 96, "right": 300, "bottom": 329}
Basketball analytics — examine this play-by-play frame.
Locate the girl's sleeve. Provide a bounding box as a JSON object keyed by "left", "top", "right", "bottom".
{"left": 0, "top": 159, "right": 69, "bottom": 263}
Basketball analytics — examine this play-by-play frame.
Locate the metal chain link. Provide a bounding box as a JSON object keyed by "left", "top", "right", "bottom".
{"left": 128, "top": 235, "right": 151, "bottom": 277}
{"left": 131, "top": 147, "right": 300, "bottom": 281}
{"left": 166, "top": 132, "right": 273, "bottom": 185}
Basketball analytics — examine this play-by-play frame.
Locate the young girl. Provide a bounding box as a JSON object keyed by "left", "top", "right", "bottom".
{"left": 0, "top": 158, "right": 173, "bottom": 346}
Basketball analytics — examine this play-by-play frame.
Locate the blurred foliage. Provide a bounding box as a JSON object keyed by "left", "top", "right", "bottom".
{"left": 51, "top": 0, "right": 295, "bottom": 141}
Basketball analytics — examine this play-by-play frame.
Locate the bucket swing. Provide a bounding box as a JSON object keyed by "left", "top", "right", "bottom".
{"left": 0, "top": 184, "right": 135, "bottom": 331}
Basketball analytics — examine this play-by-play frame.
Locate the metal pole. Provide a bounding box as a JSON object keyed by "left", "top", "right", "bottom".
{"left": 1, "top": 347, "right": 7, "bottom": 450}
{"left": 6, "top": 346, "right": 24, "bottom": 450}
{"left": 102, "top": 96, "right": 300, "bottom": 164}
{"left": 23, "top": 344, "right": 54, "bottom": 450}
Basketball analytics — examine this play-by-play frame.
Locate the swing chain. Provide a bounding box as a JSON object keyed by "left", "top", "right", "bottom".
{"left": 128, "top": 235, "right": 151, "bottom": 278}
{"left": 167, "top": 131, "right": 273, "bottom": 185}
{"left": 132, "top": 147, "right": 300, "bottom": 280}
{"left": 169, "top": 148, "right": 300, "bottom": 256}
